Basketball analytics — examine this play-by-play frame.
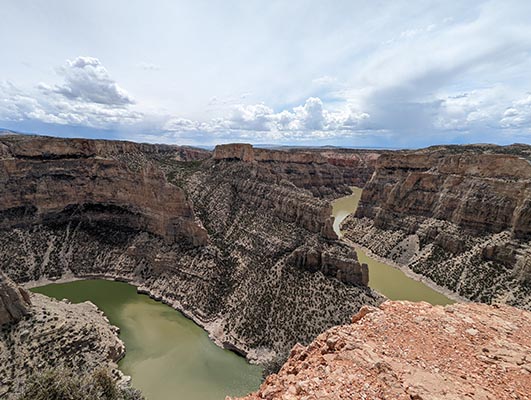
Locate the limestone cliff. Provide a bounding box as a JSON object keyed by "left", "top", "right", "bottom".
{"left": 213, "top": 143, "right": 381, "bottom": 198}
{"left": 319, "top": 148, "right": 382, "bottom": 188}
{"left": 342, "top": 144, "right": 531, "bottom": 309}
{"left": 0, "top": 137, "right": 381, "bottom": 364}
{"left": 0, "top": 135, "right": 209, "bottom": 247}
{"left": 232, "top": 301, "right": 531, "bottom": 400}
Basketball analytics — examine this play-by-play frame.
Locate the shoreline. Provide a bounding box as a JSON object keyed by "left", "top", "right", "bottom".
{"left": 332, "top": 186, "right": 468, "bottom": 305}
{"left": 342, "top": 238, "right": 468, "bottom": 304}
{"left": 23, "top": 274, "right": 265, "bottom": 365}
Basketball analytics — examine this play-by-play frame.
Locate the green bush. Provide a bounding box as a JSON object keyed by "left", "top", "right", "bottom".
{"left": 17, "top": 368, "right": 144, "bottom": 400}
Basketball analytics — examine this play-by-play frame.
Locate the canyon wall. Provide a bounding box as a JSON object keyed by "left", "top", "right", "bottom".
{"left": 0, "top": 135, "right": 209, "bottom": 247}
{"left": 232, "top": 301, "right": 531, "bottom": 400}
{"left": 342, "top": 145, "right": 531, "bottom": 309}
{"left": 214, "top": 143, "right": 380, "bottom": 198}
{"left": 0, "top": 137, "right": 381, "bottom": 365}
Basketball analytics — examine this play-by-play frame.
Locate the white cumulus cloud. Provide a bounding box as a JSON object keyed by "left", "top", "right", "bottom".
{"left": 161, "top": 97, "right": 371, "bottom": 143}
{"left": 50, "top": 56, "right": 134, "bottom": 106}
{"left": 0, "top": 57, "right": 140, "bottom": 128}
{"left": 500, "top": 94, "right": 531, "bottom": 128}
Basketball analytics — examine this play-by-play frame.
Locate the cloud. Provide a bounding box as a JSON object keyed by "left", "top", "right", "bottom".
{"left": 162, "top": 97, "right": 371, "bottom": 143}
{"left": 343, "top": 0, "right": 531, "bottom": 138}
{"left": 0, "top": 57, "right": 140, "bottom": 128}
{"left": 48, "top": 56, "right": 134, "bottom": 106}
{"left": 228, "top": 103, "right": 275, "bottom": 131}
{"left": 312, "top": 76, "right": 338, "bottom": 86}
{"left": 297, "top": 97, "right": 325, "bottom": 130}
{"left": 2, "top": 1, "right": 531, "bottom": 147}
{"left": 500, "top": 94, "right": 531, "bottom": 128}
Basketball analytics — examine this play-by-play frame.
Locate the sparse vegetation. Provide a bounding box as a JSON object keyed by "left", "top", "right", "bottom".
{"left": 17, "top": 368, "right": 144, "bottom": 400}
{"left": 261, "top": 355, "right": 285, "bottom": 379}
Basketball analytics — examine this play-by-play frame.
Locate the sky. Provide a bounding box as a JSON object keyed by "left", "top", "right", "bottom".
{"left": 1, "top": 0, "right": 531, "bottom": 148}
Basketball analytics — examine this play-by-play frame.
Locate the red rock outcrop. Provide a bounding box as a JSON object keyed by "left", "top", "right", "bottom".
{"left": 0, "top": 135, "right": 208, "bottom": 247}
{"left": 232, "top": 301, "right": 531, "bottom": 400}
{"left": 214, "top": 143, "right": 256, "bottom": 162}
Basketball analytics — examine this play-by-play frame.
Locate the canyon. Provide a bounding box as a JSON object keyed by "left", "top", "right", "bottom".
{"left": 32, "top": 279, "right": 262, "bottom": 400}
{"left": 342, "top": 144, "right": 531, "bottom": 310}
{"left": 1, "top": 134, "right": 530, "bottom": 399}
{"left": 0, "top": 135, "right": 381, "bottom": 382}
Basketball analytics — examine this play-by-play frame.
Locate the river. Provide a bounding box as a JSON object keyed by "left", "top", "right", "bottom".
{"left": 29, "top": 186, "right": 451, "bottom": 400}
{"left": 31, "top": 279, "right": 262, "bottom": 400}
{"left": 332, "top": 187, "right": 453, "bottom": 305}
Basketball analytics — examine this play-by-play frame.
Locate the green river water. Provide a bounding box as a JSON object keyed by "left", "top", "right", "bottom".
{"left": 332, "top": 187, "right": 453, "bottom": 305}
{"left": 31, "top": 186, "right": 451, "bottom": 400}
{"left": 32, "top": 280, "right": 262, "bottom": 400}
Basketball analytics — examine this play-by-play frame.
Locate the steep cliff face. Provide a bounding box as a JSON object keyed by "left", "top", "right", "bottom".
{"left": 357, "top": 151, "right": 531, "bottom": 237}
{"left": 319, "top": 148, "right": 382, "bottom": 188}
{"left": 232, "top": 301, "right": 531, "bottom": 400}
{"left": 342, "top": 145, "right": 531, "bottom": 309}
{"left": 213, "top": 143, "right": 381, "bottom": 198}
{"left": 0, "top": 134, "right": 211, "bottom": 161}
{"left": 0, "top": 137, "right": 381, "bottom": 364}
{"left": 0, "top": 135, "right": 208, "bottom": 247}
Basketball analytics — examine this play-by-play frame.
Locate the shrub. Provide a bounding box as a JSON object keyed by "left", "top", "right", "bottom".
{"left": 17, "top": 367, "right": 144, "bottom": 400}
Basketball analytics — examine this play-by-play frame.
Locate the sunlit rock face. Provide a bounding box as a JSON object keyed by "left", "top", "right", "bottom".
{"left": 232, "top": 301, "right": 531, "bottom": 400}
{"left": 0, "top": 135, "right": 209, "bottom": 247}
{"left": 357, "top": 149, "right": 531, "bottom": 236}
{"left": 342, "top": 144, "right": 531, "bottom": 309}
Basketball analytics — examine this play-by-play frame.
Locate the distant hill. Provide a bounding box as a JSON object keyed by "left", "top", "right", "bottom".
{"left": 0, "top": 128, "right": 23, "bottom": 136}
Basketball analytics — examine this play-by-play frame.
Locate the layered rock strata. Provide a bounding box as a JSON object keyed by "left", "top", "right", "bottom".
{"left": 232, "top": 301, "right": 531, "bottom": 400}
{"left": 0, "top": 137, "right": 381, "bottom": 364}
{"left": 0, "top": 280, "right": 125, "bottom": 398}
{"left": 0, "top": 135, "right": 208, "bottom": 247}
{"left": 214, "top": 143, "right": 381, "bottom": 198}
{"left": 342, "top": 145, "right": 531, "bottom": 309}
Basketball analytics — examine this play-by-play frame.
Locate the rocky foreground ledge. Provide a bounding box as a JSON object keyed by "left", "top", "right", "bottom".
{"left": 231, "top": 301, "right": 531, "bottom": 400}
{"left": 0, "top": 275, "right": 126, "bottom": 398}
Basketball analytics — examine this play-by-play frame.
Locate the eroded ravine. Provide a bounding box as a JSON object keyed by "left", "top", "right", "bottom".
{"left": 32, "top": 280, "right": 262, "bottom": 400}
{"left": 332, "top": 187, "right": 454, "bottom": 305}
